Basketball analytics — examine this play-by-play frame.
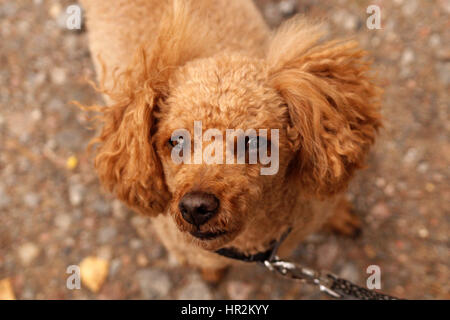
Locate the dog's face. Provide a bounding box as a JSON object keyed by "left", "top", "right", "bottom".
{"left": 154, "top": 54, "right": 293, "bottom": 249}
{"left": 91, "top": 21, "right": 381, "bottom": 252}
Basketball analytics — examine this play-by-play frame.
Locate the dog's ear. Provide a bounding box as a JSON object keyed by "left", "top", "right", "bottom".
{"left": 92, "top": 75, "right": 169, "bottom": 216}
{"left": 88, "top": 1, "right": 213, "bottom": 216}
{"left": 267, "top": 19, "right": 382, "bottom": 197}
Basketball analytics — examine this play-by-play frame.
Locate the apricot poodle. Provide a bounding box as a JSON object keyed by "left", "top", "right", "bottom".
{"left": 80, "top": 0, "right": 381, "bottom": 282}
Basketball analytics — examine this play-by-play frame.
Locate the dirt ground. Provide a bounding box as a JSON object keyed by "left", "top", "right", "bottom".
{"left": 0, "top": 0, "right": 448, "bottom": 300}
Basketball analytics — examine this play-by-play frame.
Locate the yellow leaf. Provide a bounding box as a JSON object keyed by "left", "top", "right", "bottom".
{"left": 80, "top": 256, "right": 109, "bottom": 293}
{"left": 66, "top": 156, "right": 78, "bottom": 170}
{"left": 0, "top": 278, "right": 15, "bottom": 300}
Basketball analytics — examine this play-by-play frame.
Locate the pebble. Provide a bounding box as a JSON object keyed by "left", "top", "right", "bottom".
{"left": 130, "top": 238, "right": 143, "bottom": 250}
{"left": 63, "top": 35, "right": 78, "bottom": 52}
{"left": 339, "top": 263, "right": 360, "bottom": 284}
{"left": 436, "top": 62, "right": 450, "bottom": 85}
{"left": 91, "top": 199, "right": 110, "bottom": 216}
{"left": 97, "top": 282, "right": 124, "bottom": 300}
{"left": 23, "top": 193, "right": 41, "bottom": 208}
{"left": 97, "top": 226, "right": 117, "bottom": 244}
{"left": 375, "top": 177, "right": 386, "bottom": 188}
{"left": 316, "top": 242, "right": 339, "bottom": 269}
{"left": 167, "top": 253, "right": 180, "bottom": 267}
{"left": 17, "top": 20, "right": 30, "bottom": 35}
{"left": 112, "top": 199, "right": 127, "bottom": 220}
{"left": 278, "top": 0, "right": 297, "bottom": 17}
{"left": 18, "top": 242, "right": 40, "bottom": 266}
{"left": 418, "top": 228, "right": 429, "bottom": 239}
{"left": 80, "top": 256, "right": 109, "bottom": 293}
{"left": 401, "top": 48, "right": 415, "bottom": 66}
{"left": 332, "top": 9, "right": 360, "bottom": 31}
{"left": 0, "top": 3, "right": 17, "bottom": 16}
{"left": 148, "top": 244, "right": 166, "bottom": 260}
{"left": 97, "top": 246, "right": 113, "bottom": 260}
{"left": 428, "top": 34, "right": 441, "bottom": 48}
{"left": 402, "top": 0, "right": 418, "bottom": 16}
{"left": 49, "top": 3, "right": 62, "bottom": 19}
{"left": 226, "top": 281, "right": 253, "bottom": 299}
{"left": 425, "top": 183, "right": 435, "bottom": 193}
{"left": 109, "top": 259, "right": 121, "bottom": 277}
{"left": 136, "top": 269, "right": 171, "bottom": 299}
{"left": 45, "top": 138, "right": 57, "bottom": 151}
{"left": 136, "top": 253, "right": 148, "bottom": 267}
{"left": 177, "top": 275, "right": 213, "bottom": 300}
{"left": 50, "top": 67, "right": 67, "bottom": 85}
{"left": 54, "top": 214, "right": 72, "bottom": 230}
{"left": 47, "top": 97, "right": 64, "bottom": 113}
{"left": 384, "top": 184, "right": 396, "bottom": 197}
{"left": 364, "top": 245, "right": 377, "bottom": 259}
{"left": 417, "top": 162, "right": 429, "bottom": 173}
{"left": 30, "top": 109, "right": 42, "bottom": 122}
{"left": 69, "top": 184, "right": 85, "bottom": 206}
{"left": 403, "top": 147, "right": 419, "bottom": 164}
{"left": 442, "top": 0, "right": 450, "bottom": 13}
{"left": 436, "top": 49, "right": 450, "bottom": 61}
{"left": 264, "top": 3, "right": 283, "bottom": 26}
{"left": 21, "top": 287, "right": 34, "bottom": 299}
{"left": 130, "top": 215, "right": 147, "bottom": 228}
{"left": 343, "top": 15, "right": 360, "bottom": 31}
{"left": 0, "top": 186, "right": 11, "bottom": 209}
{"left": 81, "top": 218, "right": 95, "bottom": 232}
{"left": 370, "top": 202, "right": 391, "bottom": 220}
{"left": 17, "top": 158, "right": 31, "bottom": 172}
{"left": 371, "top": 36, "right": 381, "bottom": 47}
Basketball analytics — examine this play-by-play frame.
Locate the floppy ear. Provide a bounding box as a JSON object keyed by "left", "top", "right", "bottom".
{"left": 267, "top": 19, "right": 382, "bottom": 196}
{"left": 88, "top": 1, "right": 213, "bottom": 216}
{"left": 92, "top": 75, "right": 168, "bottom": 216}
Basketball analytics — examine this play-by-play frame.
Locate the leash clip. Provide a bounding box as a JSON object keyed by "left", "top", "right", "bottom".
{"left": 264, "top": 259, "right": 342, "bottom": 299}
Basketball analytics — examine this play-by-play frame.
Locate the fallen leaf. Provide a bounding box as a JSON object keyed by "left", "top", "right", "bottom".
{"left": 66, "top": 156, "right": 78, "bottom": 170}
{"left": 0, "top": 278, "right": 15, "bottom": 300}
{"left": 80, "top": 256, "right": 109, "bottom": 293}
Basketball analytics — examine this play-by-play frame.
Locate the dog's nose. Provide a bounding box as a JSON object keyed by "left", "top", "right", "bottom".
{"left": 178, "top": 191, "right": 220, "bottom": 226}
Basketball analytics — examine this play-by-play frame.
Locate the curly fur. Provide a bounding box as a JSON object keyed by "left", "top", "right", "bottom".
{"left": 268, "top": 19, "right": 382, "bottom": 196}
{"left": 81, "top": 0, "right": 381, "bottom": 275}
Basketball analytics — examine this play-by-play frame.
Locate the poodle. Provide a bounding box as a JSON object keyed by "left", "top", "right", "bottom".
{"left": 80, "top": 0, "right": 381, "bottom": 283}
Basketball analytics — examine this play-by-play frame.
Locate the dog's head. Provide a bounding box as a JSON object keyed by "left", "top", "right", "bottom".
{"left": 91, "top": 7, "right": 381, "bottom": 250}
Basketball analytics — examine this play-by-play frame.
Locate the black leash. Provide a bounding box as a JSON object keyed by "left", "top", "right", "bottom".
{"left": 215, "top": 228, "right": 399, "bottom": 300}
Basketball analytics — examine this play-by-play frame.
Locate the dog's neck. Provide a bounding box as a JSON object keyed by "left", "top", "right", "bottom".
{"left": 215, "top": 228, "right": 292, "bottom": 263}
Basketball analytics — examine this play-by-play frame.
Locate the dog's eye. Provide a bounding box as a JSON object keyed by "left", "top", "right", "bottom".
{"left": 168, "top": 136, "right": 184, "bottom": 148}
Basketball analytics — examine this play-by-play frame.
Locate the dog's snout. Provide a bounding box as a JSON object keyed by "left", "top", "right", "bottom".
{"left": 178, "top": 191, "right": 220, "bottom": 226}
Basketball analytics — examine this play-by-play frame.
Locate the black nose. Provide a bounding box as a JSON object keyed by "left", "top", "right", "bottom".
{"left": 178, "top": 191, "right": 220, "bottom": 226}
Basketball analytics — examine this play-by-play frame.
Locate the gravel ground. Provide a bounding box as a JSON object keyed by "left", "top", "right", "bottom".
{"left": 0, "top": 0, "right": 448, "bottom": 300}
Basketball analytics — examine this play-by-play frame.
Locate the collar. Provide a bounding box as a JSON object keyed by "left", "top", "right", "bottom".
{"left": 214, "top": 228, "right": 292, "bottom": 263}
